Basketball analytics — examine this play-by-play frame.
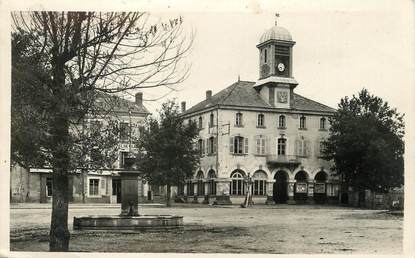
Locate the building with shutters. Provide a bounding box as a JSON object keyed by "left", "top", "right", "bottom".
{"left": 10, "top": 92, "right": 155, "bottom": 204}
{"left": 178, "top": 22, "right": 340, "bottom": 205}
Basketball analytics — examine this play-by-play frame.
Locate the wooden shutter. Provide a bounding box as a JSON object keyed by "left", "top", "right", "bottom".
{"left": 214, "top": 137, "right": 217, "bottom": 153}
{"left": 244, "top": 137, "right": 249, "bottom": 154}
{"left": 255, "top": 136, "right": 260, "bottom": 154}
{"left": 265, "top": 136, "right": 270, "bottom": 155}
{"left": 206, "top": 139, "right": 209, "bottom": 154}
{"left": 305, "top": 139, "right": 311, "bottom": 157}
{"left": 229, "top": 137, "right": 234, "bottom": 153}
{"left": 315, "top": 139, "right": 320, "bottom": 157}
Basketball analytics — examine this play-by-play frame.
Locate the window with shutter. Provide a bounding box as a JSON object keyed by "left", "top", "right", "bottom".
{"left": 256, "top": 136, "right": 266, "bottom": 155}
{"left": 214, "top": 137, "right": 217, "bottom": 153}
{"left": 229, "top": 137, "right": 234, "bottom": 153}
{"left": 244, "top": 137, "right": 249, "bottom": 154}
{"left": 256, "top": 137, "right": 261, "bottom": 154}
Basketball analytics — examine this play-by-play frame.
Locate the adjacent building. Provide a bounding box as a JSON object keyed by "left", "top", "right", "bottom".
{"left": 179, "top": 23, "right": 340, "bottom": 205}
{"left": 10, "top": 92, "right": 154, "bottom": 204}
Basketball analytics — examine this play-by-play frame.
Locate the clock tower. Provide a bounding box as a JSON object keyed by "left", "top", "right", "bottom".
{"left": 254, "top": 17, "right": 298, "bottom": 109}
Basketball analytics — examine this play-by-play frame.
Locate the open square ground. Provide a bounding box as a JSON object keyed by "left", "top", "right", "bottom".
{"left": 10, "top": 203, "right": 402, "bottom": 254}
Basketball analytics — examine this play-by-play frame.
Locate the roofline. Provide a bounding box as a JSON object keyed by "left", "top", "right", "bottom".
{"left": 182, "top": 104, "right": 336, "bottom": 118}
{"left": 256, "top": 39, "right": 296, "bottom": 48}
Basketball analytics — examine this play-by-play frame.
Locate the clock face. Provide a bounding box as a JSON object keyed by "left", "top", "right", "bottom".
{"left": 261, "top": 64, "right": 270, "bottom": 77}
{"left": 277, "top": 91, "right": 288, "bottom": 103}
{"left": 277, "top": 63, "right": 285, "bottom": 72}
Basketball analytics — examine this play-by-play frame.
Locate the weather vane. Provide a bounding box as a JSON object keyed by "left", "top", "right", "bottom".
{"left": 275, "top": 13, "right": 280, "bottom": 26}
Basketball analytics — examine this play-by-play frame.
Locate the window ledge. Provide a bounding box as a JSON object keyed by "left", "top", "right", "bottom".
{"left": 232, "top": 153, "right": 247, "bottom": 156}
{"left": 298, "top": 128, "right": 307, "bottom": 131}
{"left": 278, "top": 127, "right": 287, "bottom": 130}
{"left": 234, "top": 124, "right": 244, "bottom": 128}
{"left": 256, "top": 126, "right": 266, "bottom": 129}
{"left": 319, "top": 128, "right": 328, "bottom": 131}
{"left": 254, "top": 154, "right": 267, "bottom": 157}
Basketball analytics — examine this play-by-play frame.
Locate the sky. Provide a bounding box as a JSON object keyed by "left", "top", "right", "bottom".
{"left": 132, "top": 1, "right": 415, "bottom": 118}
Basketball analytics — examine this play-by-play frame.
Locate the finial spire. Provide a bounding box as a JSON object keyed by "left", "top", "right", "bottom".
{"left": 275, "top": 13, "right": 280, "bottom": 26}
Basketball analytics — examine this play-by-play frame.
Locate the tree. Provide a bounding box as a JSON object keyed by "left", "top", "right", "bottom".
{"left": 136, "top": 100, "right": 200, "bottom": 207}
{"left": 11, "top": 11, "right": 192, "bottom": 251}
{"left": 323, "top": 89, "right": 404, "bottom": 194}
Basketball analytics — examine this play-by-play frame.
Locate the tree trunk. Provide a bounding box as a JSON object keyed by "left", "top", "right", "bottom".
{"left": 166, "top": 184, "right": 171, "bottom": 207}
{"left": 49, "top": 170, "right": 70, "bottom": 251}
{"left": 49, "top": 86, "right": 71, "bottom": 251}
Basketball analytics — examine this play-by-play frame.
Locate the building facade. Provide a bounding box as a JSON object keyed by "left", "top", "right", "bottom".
{"left": 179, "top": 23, "right": 340, "bottom": 205}
{"left": 10, "top": 92, "right": 155, "bottom": 204}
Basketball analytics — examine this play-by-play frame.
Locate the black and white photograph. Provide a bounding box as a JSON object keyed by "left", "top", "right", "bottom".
{"left": 0, "top": 0, "right": 414, "bottom": 257}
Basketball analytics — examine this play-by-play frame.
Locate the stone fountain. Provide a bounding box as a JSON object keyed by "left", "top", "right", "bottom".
{"left": 73, "top": 170, "right": 183, "bottom": 231}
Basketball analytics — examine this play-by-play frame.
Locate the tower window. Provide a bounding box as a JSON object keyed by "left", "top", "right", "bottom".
{"left": 264, "top": 48, "right": 267, "bottom": 63}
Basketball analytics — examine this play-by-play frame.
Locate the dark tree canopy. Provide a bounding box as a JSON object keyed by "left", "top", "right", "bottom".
{"left": 11, "top": 11, "right": 192, "bottom": 251}
{"left": 136, "top": 100, "right": 200, "bottom": 206}
{"left": 323, "top": 89, "right": 404, "bottom": 193}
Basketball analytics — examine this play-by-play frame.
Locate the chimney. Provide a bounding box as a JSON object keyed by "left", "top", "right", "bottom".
{"left": 181, "top": 101, "right": 186, "bottom": 113}
{"left": 206, "top": 90, "right": 212, "bottom": 100}
{"left": 135, "top": 92, "right": 143, "bottom": 106}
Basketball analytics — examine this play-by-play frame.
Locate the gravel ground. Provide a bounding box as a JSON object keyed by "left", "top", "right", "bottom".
{"left": 10, "top": 204, "right": 403, "bottom": 254}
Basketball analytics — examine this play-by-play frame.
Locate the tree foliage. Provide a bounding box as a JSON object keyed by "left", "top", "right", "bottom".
{"left": 323, "top": 89, "right": 404, "bottom": 193}
{"left": 136, "top": 100, "right": 200, "bottom": 206}
{"left": 11, "top": 11, "right": 192, "bottom": 251}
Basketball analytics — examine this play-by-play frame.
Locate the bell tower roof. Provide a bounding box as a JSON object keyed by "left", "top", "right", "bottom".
{"left": 259, "top": 26, "right": 293, "bottom": 44}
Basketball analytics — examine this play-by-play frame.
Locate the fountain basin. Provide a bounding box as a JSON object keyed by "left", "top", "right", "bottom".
{"left": 73, "top": 215, "right": 183, "bottom": 231}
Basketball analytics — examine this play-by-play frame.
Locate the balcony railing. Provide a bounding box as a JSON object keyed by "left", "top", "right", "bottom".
{"left": 266, "top": 155, "right": 301, "bottom": 165}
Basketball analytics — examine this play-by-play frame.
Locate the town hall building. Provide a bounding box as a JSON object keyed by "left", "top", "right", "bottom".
{"left": 179, "top": 22, "right": 340, "bottom": 205}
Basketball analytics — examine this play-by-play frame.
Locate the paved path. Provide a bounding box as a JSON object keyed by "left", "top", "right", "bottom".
{"left": 10, "top": 204, "right": 402, "bottom": 254}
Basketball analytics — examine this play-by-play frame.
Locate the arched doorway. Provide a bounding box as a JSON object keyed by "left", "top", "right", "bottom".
{"left": 230, "top": 169, "right": 246, "bottom": 196}
{"left": 273, "top": 170, "right": 288, "bottom": 204}
{"left": 314, "top": 171, "right": 327, "bottom": 204}
{"left": 294, "top": 170, "right": 308, "bottom": 203}
{"left": 196, "top": 171, "right": 205, "bottom": 196}
{"left": 207, "top": 169, "right": 216, "bottom": 196}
